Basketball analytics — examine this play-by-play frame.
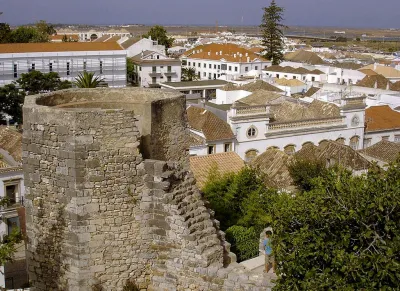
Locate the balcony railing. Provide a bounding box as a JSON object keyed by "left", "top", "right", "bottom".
{"left": 267, "top": 117, "right": 345, "bottom": 131}
{"left": 149, "top": 71, "right": 162, "bottom": 77}
{"left": 164, "top": 70, "right": 177, "bottom": 75}
{"left": 235, "top": 105, "right": 269, "bottom": 116}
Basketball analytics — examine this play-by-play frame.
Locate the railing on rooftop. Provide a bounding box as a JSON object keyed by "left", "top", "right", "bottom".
{"left": 234, "top": 105, "right": 269, "bottom": 116}
{"left": 267, "top": 116, "right": 345, "bottom": 131}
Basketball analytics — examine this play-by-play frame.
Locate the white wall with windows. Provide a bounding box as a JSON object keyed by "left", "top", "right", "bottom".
{"left": 364, "top": 129, "right": 400, "bottom": 147}
{"left": 0, "top": 50, "right": 127, "bottom": 87}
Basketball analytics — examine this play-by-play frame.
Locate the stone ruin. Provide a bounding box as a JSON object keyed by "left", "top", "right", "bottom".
{"left": 22, "top": 88, "right": 273, "bottom": 290}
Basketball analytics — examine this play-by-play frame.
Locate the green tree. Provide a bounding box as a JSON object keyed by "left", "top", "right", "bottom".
{"left": 143, "top": 25, "right": 175, "bottom": 50}
{"left": 35, "top": 20, "right": 56, "bottom": 37}
{"left": 9, "top": 26, "right": 48, "bottom": 43}
{"left": 126, "top": 58, "right": 136, "bottom": 85}
{"left": 16, "top": 71, "right": 71, "bottom": 94}
{"left": 0, "top": 84, "right": 25, "bottom": 124}
{"left": 271, "top": 160, "right": 400, "bottom": 290}
{"left": 181, "top": 67, "right": 199, "bottom": 82}
{"left": 74, "top": 72, "right": 105, "bottom": 88}
{"left": 260, "top": 0, "right": 286, "bottom": 65}
{"left": 287, "top": 156, "right": 329, "bottom": 191}
{"left": 0, "top": 23, "right": 11, "bottom": 43}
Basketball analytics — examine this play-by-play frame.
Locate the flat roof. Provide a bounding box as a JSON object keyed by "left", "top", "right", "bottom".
{"left": 161, "top": 80, "right": 228, "bottom": 88}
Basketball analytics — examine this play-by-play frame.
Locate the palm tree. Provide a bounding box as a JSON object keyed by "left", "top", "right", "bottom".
{"left": 73, "top": 72, "right": 105, "bottom": 88}
{"left": 181, "top": 67, "right": 199, "bottom": 82}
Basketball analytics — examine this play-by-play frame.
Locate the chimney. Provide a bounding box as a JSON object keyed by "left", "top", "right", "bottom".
{"left": 234, "top": 54, "right": 236, "bottom": 58}
{"left": 373, "top": 63, "right": 377, "bottom": 70}
{"left": 374, "top": 81, "right": 378, "bottom": 89}
{"left": 149, "top": 36, "right": 152, "bottom": 41}
{"left": 386, "top": 82, "right": 390, "bottom": 90}
{"left": 208, "top": 52, "right": 211, "bottom": 56}
{"left": 247, "top": 57, "right": 250, "bottom": 62}
{"left": 220, "top": 50, "right": 222, "bottom": 55}
{"left": 245, "top": 53, "right": 248, "bottom": 57}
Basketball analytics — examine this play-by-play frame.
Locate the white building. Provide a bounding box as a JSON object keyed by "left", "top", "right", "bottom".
{"left": 187, "top": 106, "right": 236, "bottom": 156}
{"left": 0, "top": 42, "right": 127, "bottom": 87}
{"left": 131, "top": 51, "right": 181, "bottom": 87}
{"left": 263, "top": 65, "right": 326, "bottom": 83}
{"left": 120, "top": 37, "right": 166, "bottom": 58}
{"left": 181, "top": 43, "right": 271, "bottom": 81}
{"left": 57, "top": 28, "right": 132, "bottom": 42}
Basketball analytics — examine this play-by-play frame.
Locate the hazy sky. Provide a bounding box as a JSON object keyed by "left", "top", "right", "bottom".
{"left": 1, "top": 0, "right": 399, "bottom": 28}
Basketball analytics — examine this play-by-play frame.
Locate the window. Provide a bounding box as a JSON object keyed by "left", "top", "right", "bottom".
{"left": 224, "top": 143, "right": 232, "bottom": 152}
{"left": 303, "top": 76, "right": 306, "bottom": 80}
{"left": 167, "top": 76, "right": 172, "bottom": 82}
{"left": 276, "top": 74, "right": 280, "bottom": 78}
{"left": 152, "top": 66, "right": 156, "bottom": 72}
{"left": 209, "top": 64, "right": 212, "bottom": 69}
{"left": 284, "top": 145, "right": 296, "bottom": 155}
{"left": 214, "top": 64, "right": 217, "bottom": 69}
{"left": 284, "top": 75, "right": 287, "bottom": 78}
{"left": 247, "top": 126, "right": 257, "bottom": 138}
{"left": 203, "top": 72, "right": 206, "bottom": 77}
{"left": 167, "top": 66, "right": 171, "bottom": 72}
{"left": 208, "top": 145, "right": 216, "bottom": 155}
{"left": 229, "top": 66, "right": 232, "bottom": 71}
{"left": 245, "top": 67, "right": 249, "bottom": 72}
{"left": 382, "top": 136, "right": 389, "bottom": 141}
{"left": 182, "top": 60, "right": 187, "bottom": 66}
{"left": 395, "top": 135, "right": 400, "bottom": 143}
{"left": 350, "top": 136, "right": 360, "bottom": 150}
{"left": 364, "top": 138, "right": 372, "bottom": 148}
{"left": 156, "top": 55, "right": 159, "bottom": 59}
{"left": 83, "top": 61, "right": 87, "bottom": 72}
{"left": 351, "top": 115, "right": 360, "bottom": 127}
{"left": 235, "top": 67, "right": 238, "bottom": 72}
{"left": 198, "top": 72, "right": 200, "bottom": 78}
{"left": 188, "top": 62, "right": 191, "bottom": 66}
{"left": 208, "top": 73, "right": 211, "bottom": 79}
{"left": 7, "top": 217, "right": 20, "bottom": 236}
{"left": 152, "top": 77, "right": 157, "bottom": 84}
{"left": 99, "top": 61, "right": 103, "bottom": 74}
{"left": 49, "top": 63, "right": 53, "bottom": 72}
{"left": 293, "top": 76, "right": 296, "bottom": 79}
{"left": 204, "top": 63, "right": 206, "bottom": 68}
{"left": 139, "top": 66, "right": 142, "bottom": 71}
{"left": 198, "top": 63, "right": 201, "bottom": 68}
{"left": 218, "top": 65, "right": 220, "bottom": 70}
{"left": 214, "top": 73, "right": 216, "bottom": 79}
{"left": 193, "top": 62, "right": 196, "bottom": 67}
{"left": 311, "top": 76, "right": 315, "bottom": 82}
{"left": 255, "top": 66, "right": 258, "bottom": 70}
{"left": 13, "top": 64, "right": 18, "bottom": 78}
{"left": 66, "top": 62, "right": 70, "bottom": 76}
{"left": 6, "top": 184, "right": 17, "bottom": 204}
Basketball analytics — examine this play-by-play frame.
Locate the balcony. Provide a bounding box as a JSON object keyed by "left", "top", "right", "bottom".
{"left": 164, "top": 70, "right": 177, "bottom": 76}
{"left": 149, "top": 71, "right": 162, "bottom": 77}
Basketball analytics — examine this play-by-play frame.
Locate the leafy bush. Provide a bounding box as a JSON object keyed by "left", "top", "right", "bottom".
{"left": 287, "top": 157, "right": 328, "bottom": 191}
{"left": 225, "top": 225, "right": 259, "bottom": 261}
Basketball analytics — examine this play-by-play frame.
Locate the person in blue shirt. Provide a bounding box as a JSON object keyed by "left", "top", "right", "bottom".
{"left": 263, "top": 230, "right": 275, "bottom": 273}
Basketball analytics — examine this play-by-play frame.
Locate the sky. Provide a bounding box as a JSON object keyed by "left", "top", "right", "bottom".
{"left": 0, "top": 0, "right": 399, "bottom": 28}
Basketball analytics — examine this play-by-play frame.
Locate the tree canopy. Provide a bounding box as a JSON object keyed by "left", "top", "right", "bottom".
{"left": 0, "top": 84, "right": 25, "bottom": 124}
{"left": 16, "top": 71, "right": 72, "bottom": 94}
{"left": 181, "top": 67, "right": 199, "bottom": 82}
{"left": 0, "top": 21, "right": 55, "bottom": 43}
{"left": 260, "top": 0, "right": 286, "bottom": 65}
{"left": 143, "top": 25, "right": 174, "bottom": 50}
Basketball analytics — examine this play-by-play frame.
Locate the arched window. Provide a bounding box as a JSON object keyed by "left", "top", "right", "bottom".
{"left": 90, "top": 34, "right": 98, "bottom": 41}
{"left": 351, "top": 115, "right": 360, "bottom": 127}
{"left": 336, "top": 137, "right": 345, "bottom": 145}
{"left": 245, "top": 149, "right": 258, "bottom": 162}
{"left": 284, "top": 144, "right": 296, "bottom": 155}
{"left": 350, "top": 136, "right": 360, "bottom": 150}
{"left": 246, "top": 126, "right": 258, "bottom": 138}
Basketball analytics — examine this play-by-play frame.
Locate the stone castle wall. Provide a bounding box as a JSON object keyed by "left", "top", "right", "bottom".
{"left": 23, "top": 88, "right": 273, "bottom": 291}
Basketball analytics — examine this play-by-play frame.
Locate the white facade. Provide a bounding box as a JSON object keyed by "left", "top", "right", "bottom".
{"left": 0, "top": 50, "right": 127, "bottom": 87}
{"left": 228, "top": 98, "right": 366, "bottom": 161}
{"left": 189, "top": 129, "right": 235, "bottom": 156}
{"left": 58, "top": 29, "right": 131, "bottom": 42}
{"left": 215, "top": 89, "right": 252, "bottom": 105}
{"left": 132, "top": 51, "right": 181, "bottom": 87}
{"left": 364, "top": 129, "right": 400, "bottom": 148}
{"left": 182, "top": 58, "right": 271, "bottom": 81}
{"left": 124, "top": 38, "right": 166, "bottom": 58}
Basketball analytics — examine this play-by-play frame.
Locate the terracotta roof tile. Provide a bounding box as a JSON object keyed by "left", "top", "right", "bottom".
{"left": 274, "top": 78, "right": 305, "bottom": 87}
{"left": 190, "top": 152, "right": 245, "bottom": 188}
{"left": 105, "top": 35, "right": 123, "bottom": 42}
{"left": 356, "top": 74, "right": 392, "bottom": 90}
{"left": 360, "top": 140, "right": 400, "bottom": 163}
{"left": 236, "top": 90, "right": 283, "bottom": 106}
{"left": 120, "top": 37, "right": 141, "bottom": 49}
{"left": 188, "top": 132, "right": 206, "bottom": 147}
{"left": 0, "top": 42, "right": 123, "bottom": 53}
{"left": 183, "top": 43, "right": 268, "bottom": 63}
{"left": 51, "top": 34, "right": 79, "bottom": 41}
{"left": 304, "top": 87, "right": 321, "bottom": 97}
{"left": 240, "top": 80, "right": 283, "bottom": 92}
{"left": 365, "top": 105, "right": 400, "bottom": 132}
{"left": 284, "top": 50, "right": 325, "bottom": 65}
{"left": 0, "top": 127, "right": 22, "bottom": 163}
{"left": 187, "top": 106, "right": 234, "bottom": 141}
{"left": 94, "top": 35, "right": 111, "bottom": 42}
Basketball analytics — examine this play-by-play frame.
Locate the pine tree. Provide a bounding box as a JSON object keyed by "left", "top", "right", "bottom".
{"left": 260, "top": 0, "right": 286, "bottom": 65}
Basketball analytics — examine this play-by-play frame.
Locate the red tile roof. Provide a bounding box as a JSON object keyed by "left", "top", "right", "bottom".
{"left": 365, "top": 105, "right": 400, "bottom": 132}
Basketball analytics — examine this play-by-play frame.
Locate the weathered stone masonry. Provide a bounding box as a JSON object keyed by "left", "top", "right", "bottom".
{"left": 23, "top": 88, "right": 273, "bottom": 291}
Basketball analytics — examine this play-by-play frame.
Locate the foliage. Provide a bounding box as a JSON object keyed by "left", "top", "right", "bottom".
{"left": 1, "top": 21, "right": 54, "bottom": 43}
{"left": 0, "top": 84, "right": 25, "bottom": 124}
{"left": 287, "top": 157, "right": 329, "bottom": 191}
{"left": 181, "top": 67, "right": 199, "bottom": 82}
{"left": 225, "top": 225, "right": 259, "bottom": 261}
{"left": 202, "top": 166, "right": 278, "bottom": 261}
{"left": 0, "top": 197, "right": 23, "bottom": 266}
{"left": 260, "top": 0, "right": 287, "bottom": 65}
{"left": 143, "top": 25, "right": 174, "bottom": 50}
{"left": 126, "top": 58, "right": 136, "bottom": 84}
{"left": 271, "top": 160, "right": 400, "bottom": 290}
{"left": 16, "top": 71, "right": 72, "bottom": 94}
{"left": 73, "top": 72, "right": 105, "bottom": 88}
{"left": 0, "top": 23, "right": 11, "bottom": 43}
